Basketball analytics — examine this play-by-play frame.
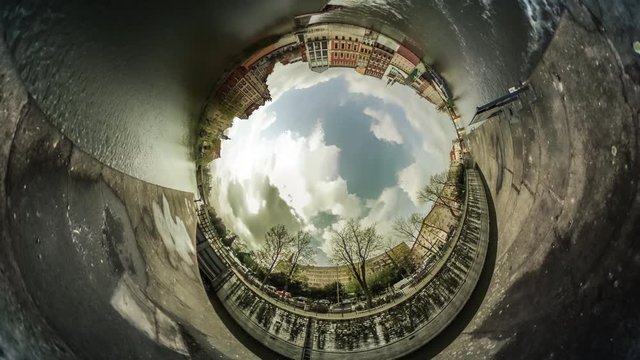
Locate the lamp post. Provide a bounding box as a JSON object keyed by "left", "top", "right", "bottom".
{"left": 336, "top": 269, "right": 340, "bottom": 304}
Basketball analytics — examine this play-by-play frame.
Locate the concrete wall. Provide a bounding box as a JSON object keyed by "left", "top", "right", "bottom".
{"left": 0, "top": 0, "right": 327, "bottom": 191}
{"left": 0, "top": 2, "right": 328, "bottom": 359}
{"left": 2, "top": 1, "right": 639, "bottom": 359}
{"left": 217, "top": 275, "right": 306, "bottom": 359}
{"left": 436, "top": 13, "right": 640, "bottom": 359}
{"left": 0, "top": 25, "right": 75, "bottom": 360}
{"left": 215, "top": 171, "right": 491, "bottom": 360}
{"left": 0, "top": 33, "right": 266, "bottom": 359}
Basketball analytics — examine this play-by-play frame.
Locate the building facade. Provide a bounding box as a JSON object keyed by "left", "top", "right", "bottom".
{"left": 298, "top": 242, "right": 411, "bottom": 289}
{"left": 365, "top": 43, "right": 394, "bottom": 78}
{"left": 357, "top": 29, "right": 378, "bottom": 68}
{"left": 304, "top": 25, "right": 329, "bottom": 73}
{"left": 390, "top": 45, "right": 420, "bottom": 75}
{"left": 329, "top": 35, "right": 360, "bottom": 68}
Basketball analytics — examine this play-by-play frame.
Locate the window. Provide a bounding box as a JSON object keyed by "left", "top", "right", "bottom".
{"left": 348, "top": 44, "right": 351, "bottom": 50}
{"left": 341, "top": 43, "right": 344, "bottom": 50}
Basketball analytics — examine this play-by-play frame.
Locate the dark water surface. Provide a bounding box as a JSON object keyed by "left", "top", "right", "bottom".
{"left": 0, "top": 0, "right": 561, "bottom": 190}
{"left": 316, "top": 0, "right": 562, "bottom": 123}
{"left": 0, "top": 0, "right": 322, "bottom": 191}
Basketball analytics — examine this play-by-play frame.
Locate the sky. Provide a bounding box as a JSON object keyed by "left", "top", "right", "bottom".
{"left": 209, "top": 62, "right": 453, "bottom": 265}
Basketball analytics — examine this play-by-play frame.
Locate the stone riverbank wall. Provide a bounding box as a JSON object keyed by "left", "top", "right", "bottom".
{"left": 216, "top": 170, "right": 490, "bottom": 359}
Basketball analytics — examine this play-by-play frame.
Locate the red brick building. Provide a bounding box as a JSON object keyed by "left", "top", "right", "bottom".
{"left": 329, "top": 35, "right": 360, "bottom": 68}
{"left": 365, "top": 43, "right": 394, "bottom": 78}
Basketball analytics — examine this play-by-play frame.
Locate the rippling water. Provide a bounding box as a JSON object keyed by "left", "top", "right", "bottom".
{"left": 318, "top": 0, "right": 562, "bottom": 123}
{"left": 0, "top": 0, "right": 561, "bottom": 191}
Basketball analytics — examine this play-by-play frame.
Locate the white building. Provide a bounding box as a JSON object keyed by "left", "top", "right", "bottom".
{"left": 303, "top": 25, "right": 329, "bottom": 73}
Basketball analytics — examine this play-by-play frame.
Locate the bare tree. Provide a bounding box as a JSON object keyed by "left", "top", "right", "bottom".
{"left": 417, "top": 172, "right": 460, "bottom": 217}
{"left": 330, "top": 219, "right": 383, "bottom": 308}
{"left": 257, "top": 225, "right": 293, "bottom": 287}
{"left": 393, "top": 213, "right": 447, "bottom": 257}
{"left": 283, "top": 230, "right": 315, "bottom": 292}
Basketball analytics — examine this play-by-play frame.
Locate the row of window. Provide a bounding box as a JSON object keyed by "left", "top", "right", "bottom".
{"left": 334, "top": 35, "right": 358, "bottom": 42}
{"left": 333, "top": 52, "right": 357, "bottom": 60}
{"left": 309, "top": 49, "right": 328, "bottom": 59}
{"left": 332, "top": 41, "right": 359, "bottom": 51}
{"left": 308, "top": 41, "right": 328, "bottom": 50}
{"left": 372, "top": 52, "right": 392, "bottom": 59}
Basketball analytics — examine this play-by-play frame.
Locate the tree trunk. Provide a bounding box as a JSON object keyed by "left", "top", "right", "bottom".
{"left": 423, "top": 222, "right": 448, "bottom": 235}
{"left": 261, "top": 260, "right": 276, "bottom": 287}
{"left": 358, "top": 263, "right": 372, "bottom": 309}
{"left": 284, "top": 263, "right": 297, "bottom": 292}
{"left": 362, "top": 282, "right": 373, "bottom": 309}
{"left": 437, "top": 197, "right": 458, "bottom": 218}
{"left": 417, "top": 232, "right": 440, "bottom": 256}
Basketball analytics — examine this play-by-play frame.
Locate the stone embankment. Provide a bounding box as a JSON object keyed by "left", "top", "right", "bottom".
{"left": 212, "top": 170, "right": 490, "bottom": 359}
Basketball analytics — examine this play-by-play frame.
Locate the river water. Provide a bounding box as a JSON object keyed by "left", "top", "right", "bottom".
{"left": 0, "top": 0, "right": 562, "bottom": 191}
{"left": 0, "top": 0, "right": 321, "bottom": 192}
{"left": 316, "top": 0, "right": 562, "bottom": 123}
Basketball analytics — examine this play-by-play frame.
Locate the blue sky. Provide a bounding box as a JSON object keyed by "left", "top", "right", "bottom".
{"left": 265, "top": 78, "right": 412, "bottom": 200}
{"left": 210, "top": 62, "right": 453, "bottom": 265}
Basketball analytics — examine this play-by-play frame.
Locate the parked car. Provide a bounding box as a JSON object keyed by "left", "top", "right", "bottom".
{"left": 264, "top": 285, "right": 277, "bottom": 295}
{"left": 275, "top": 290, "right": 291, "bottom": 298}
{"left": 308, "top": 300, "right": 330, "bottom": 313}
{"left": 291, "top": 296, "right": 308, "bottom": 309}
{"left": 329, "top": 303, "right": 354, "bottom": 313}
{"left": 393, "top": 277, "right": 411, "bottom": 290}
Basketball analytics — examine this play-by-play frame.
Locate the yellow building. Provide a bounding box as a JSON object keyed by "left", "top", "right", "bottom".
{"left": 298, "top": 242, "right": 411, "bottom": 289}
{"left": 409, "top": 166, "right": 464, "bottom": 264}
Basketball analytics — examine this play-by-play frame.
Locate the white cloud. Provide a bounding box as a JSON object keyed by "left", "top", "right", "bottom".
{"left": 267, "top": 62, "right": 343, "bottom": 104}
{"left": 363, "top": 107, "right": 404, "bottom": 144}
{"left": 211, "top": 65, "right": 454, "bottom": 263}
{"left": 342, "top": 71, "right": 452, "bottom": 157}
{"left": 342, "top": 71, "right": 452, "bottom": 207}
{"left": 211, "top": 106, "right": 362, "bottom": 251}
{"left": 363, "top": 186, "right": 421, "bottom": 241}
{"left": 318, "top": 186, "right": 422, "bottom": 260}
{"left": 318, "top": 227, "right": 336, "bottom": 261}
{"left": 316, "top": 218, "right": 348, "bottom": 261}
{"left": 397, "top": 162, "right": 426, "bottom": 204}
